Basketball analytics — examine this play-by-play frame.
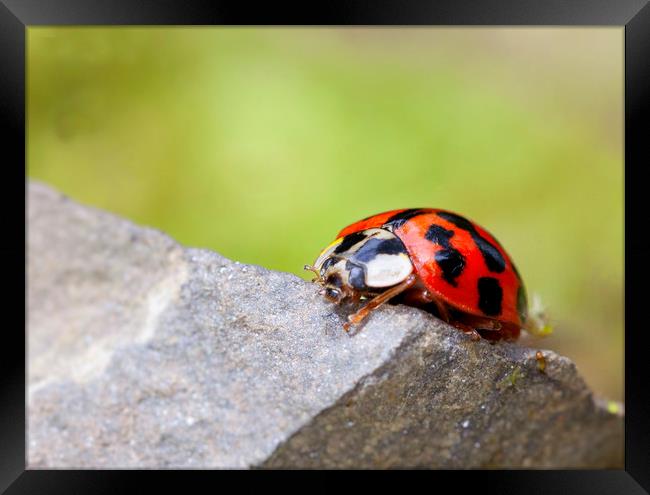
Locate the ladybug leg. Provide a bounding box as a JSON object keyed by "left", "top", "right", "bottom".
{"left": 350, "top": 292, "right": 363, "bottom": 304}
{"left": 452, "top": 321, "right": 482, "bottom": 341}
{"left": 399, "top": 287, "right": 451, "bottom": 323}
{"left": 343, "top": 274, "right": 418, "bottom": 332}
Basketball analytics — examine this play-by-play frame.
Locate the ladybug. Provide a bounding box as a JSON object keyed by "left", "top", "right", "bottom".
{"left": 305, "top": 208, "right": 541, "bottom": 341}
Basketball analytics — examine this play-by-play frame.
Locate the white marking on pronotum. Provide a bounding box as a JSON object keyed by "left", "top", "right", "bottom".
{"left": 364, "top": 253, "right": 413, "bottom": 288}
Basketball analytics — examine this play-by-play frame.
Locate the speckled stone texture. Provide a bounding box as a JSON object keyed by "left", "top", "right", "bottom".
{"left": 27, "top": 181, "right": 623, "bottom": 468}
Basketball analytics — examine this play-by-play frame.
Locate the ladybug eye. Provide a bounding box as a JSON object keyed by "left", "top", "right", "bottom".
{"left": 325, "top": 288, "right": 341, "bottom": 301}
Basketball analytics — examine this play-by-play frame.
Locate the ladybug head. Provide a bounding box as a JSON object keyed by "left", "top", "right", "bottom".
{"left": 305, "top": 256, "right": 355, "bottom": 304}
{"left": 305, "top": 228, "right": 414, "bottom": 304}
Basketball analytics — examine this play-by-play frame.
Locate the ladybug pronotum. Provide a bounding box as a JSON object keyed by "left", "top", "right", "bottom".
{"left": 305, "top": 208, "right": 545, "bottom": 341}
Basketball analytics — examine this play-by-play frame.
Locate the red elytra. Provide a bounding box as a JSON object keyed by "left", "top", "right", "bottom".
{"left": 335, "top": 208, "right": 527, "bottom": 340}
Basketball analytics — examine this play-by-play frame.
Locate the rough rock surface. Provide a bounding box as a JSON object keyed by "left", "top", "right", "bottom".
{"left": 27, "top": 180, "right": 623, "bottom": 468}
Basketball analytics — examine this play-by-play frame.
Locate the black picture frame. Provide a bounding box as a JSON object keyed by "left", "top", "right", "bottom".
{"left": 4, "top": 0, "right": 649, "bottom": 492}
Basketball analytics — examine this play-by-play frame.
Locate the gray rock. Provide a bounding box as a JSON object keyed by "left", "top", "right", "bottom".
{"left": 27, "top": 180, "right": 623, "bottom": 468}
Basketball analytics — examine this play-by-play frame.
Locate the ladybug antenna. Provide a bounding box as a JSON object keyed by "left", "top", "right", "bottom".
{"left": 303, "top": 264, "right": 322, "bottom": 283}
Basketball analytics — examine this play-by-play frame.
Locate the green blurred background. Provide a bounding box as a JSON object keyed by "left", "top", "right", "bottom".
{"left": 27, "top": 28, "right": 623, "bottom": 402}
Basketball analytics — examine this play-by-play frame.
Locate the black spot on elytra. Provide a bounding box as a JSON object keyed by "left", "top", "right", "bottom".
{"left": 435, "top": 211, "right": 474, "bottom": 231}
{"left": 474, "top": 238, "right": 506, "bottom": 273}
{"left": 434, "top": 249, "right": 465, "bottom": 286}
{"left": 477, "top": 277, "right": 503, "bottom": 316}
{"left": 384, "top": 209, "right": 427, "bottom": 230}
{"left": 425, "top": 224, "right": 454, "bottom": 245}
{"left": 425, "top": 224, "right": 466, "bottom": 287}
{"left": 517, "top": 285, "right": 528, "bottom": 323}
{"left": 436, "top": 211, "right": 506, "bottom": 273}
{"left": 345, "top": 260, "right": 367, "bottom": 290}
{"left": 353, "top": 237, "right": 407, "bottom": 263}
{"left": 334, "top": 231, "right": 367, "bottom": 254}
